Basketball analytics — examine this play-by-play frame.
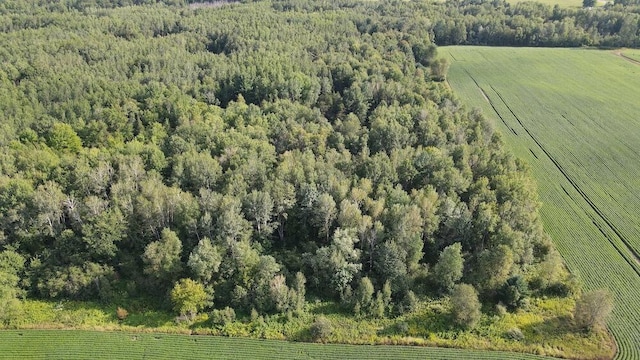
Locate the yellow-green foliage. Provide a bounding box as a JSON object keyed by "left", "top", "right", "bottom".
{"left": 170, "top": 279, "right": 208, "bottom": 316}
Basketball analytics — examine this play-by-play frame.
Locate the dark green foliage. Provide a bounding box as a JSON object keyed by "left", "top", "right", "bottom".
{"left": 433, "top": 243, "right": 464, "bottom": 293}
{"left": 142, "top": 228, "right": 183, "bottom": 287}
{"left": 498, "top": 276, "right": 530, "bottom": 310}
{"left": 187, "top": 238, "right": 222, "bottom": 285}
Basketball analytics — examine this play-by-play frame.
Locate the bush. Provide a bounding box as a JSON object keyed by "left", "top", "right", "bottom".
{"left": 545, "top": 274, "right": 581, "bottom": 297}
{"left": 210, "top": 307, "right": 236, "bottom": 326}
{"left": 498, "top": 276, "right": 530, "bottom": 310}
{"left": 495, "top": 303, "right": 507, "bottom": 317}
{"left": 309, "top": 316, "right": 332, "bottom": 341}
{"left": 396, "top": 322, "right": 409, "bottom": 334}
{"left": 115, "top": 307, "right": 128, "bottom": 320}
{"left": 505, "top": 327, "right": 525, "bottom": 341}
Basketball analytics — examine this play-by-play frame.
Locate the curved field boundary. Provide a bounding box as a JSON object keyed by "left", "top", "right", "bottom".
{"left": 444, "top": 46, "right": 640, "bottom": 360}
{"left": 0, "top": 330, "right": 552, "bottom": 360}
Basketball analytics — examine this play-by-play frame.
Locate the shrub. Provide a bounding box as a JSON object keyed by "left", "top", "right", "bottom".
{"left": 309, "top": 316, "right": 332, "bottom": 341}
{"left": 397, "top": 322, "right": 409, "bottom": 334}
{"left": 498, "top": 276, "right": 530, "bottom": 310}
{"left": 210, "top": 307, "right": 236, "bottom": 326}
{"left": 505, "top": 327, "right": 525, "bottom": 341}
{"left": 115, "top": 307, "right": 128, "bottom": 321}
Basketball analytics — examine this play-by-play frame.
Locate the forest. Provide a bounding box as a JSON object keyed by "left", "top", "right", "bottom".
{"left": 0, "top": 0, "right": 628, "bottom": 342}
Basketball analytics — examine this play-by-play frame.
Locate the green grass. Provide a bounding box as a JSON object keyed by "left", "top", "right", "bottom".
{"left": 0, "top": 329, "right": 560, "bottom": 360}
{"left": 443, "top": 46, "right": 640, "bottom": 360}
{"left": 620, "top": 49, "right": 640, "bottom": 63}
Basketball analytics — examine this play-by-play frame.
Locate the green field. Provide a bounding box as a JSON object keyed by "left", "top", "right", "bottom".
{"left": 0, "top": 330, "right": 553, "bottom": 360}
{"left": 620, "top": 49, "right": 640, "bottom": 63}
{"left": 443, "top": 46, "right": 640, "bottom": 360}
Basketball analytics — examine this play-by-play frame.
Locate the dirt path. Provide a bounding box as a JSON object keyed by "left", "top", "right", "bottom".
{"left": 613, "top": 50, "right": 640, "bottom": 66}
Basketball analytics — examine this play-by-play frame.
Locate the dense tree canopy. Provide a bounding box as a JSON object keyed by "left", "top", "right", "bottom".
{"left": 0, "top": 0, "right": 590, "bottom": 318}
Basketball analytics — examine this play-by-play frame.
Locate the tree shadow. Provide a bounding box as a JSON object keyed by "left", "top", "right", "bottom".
{"left": 122, "top": 310, "right": 175, "bottom": 327}
{"left": 519, "top": 315, "right": 574, "bottom": 339}
{"left": 309, "top": 302, "right": 349, "bottom": 316}
{"left": 378, "top": 309, "right": 457, "bottom": 338}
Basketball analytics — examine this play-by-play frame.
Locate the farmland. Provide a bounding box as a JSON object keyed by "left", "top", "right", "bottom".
{"left": 443, "top": 46, "right": 640, "bottom": 359}
{"left": 0, "top": 330, "right": 553, "bottom": 360}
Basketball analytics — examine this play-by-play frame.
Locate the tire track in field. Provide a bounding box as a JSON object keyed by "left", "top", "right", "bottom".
{"left": 489, "top": 88, "right": 640, "bottom": 273}
{"left": 613, "top": 50, "right": 640, "bottom": 66}
{"left": 465, "top": 71, "right": 518, "bottom": 135}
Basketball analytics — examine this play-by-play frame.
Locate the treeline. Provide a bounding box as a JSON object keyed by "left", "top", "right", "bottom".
{"left": 0, "top": 0, "right": 572, "bottom": 322}
{"left": 430, "top": 0, "right": 640, "bottom": 47}
{"left": 2, "top": 0, "right": 639, "bottom": 48}
{"left": 270, "top": 0, "right": 640, "bottom": 48}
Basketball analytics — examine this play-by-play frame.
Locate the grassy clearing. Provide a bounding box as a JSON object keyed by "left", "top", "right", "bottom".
{"left": 443, "top": 46, "right": 640, "bottom": 360}
{"left": 1, "top": 297, "right": 612, "bottom": 359}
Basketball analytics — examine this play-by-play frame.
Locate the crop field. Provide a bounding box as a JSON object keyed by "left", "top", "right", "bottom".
{"left": 443, "top": 46, "right": 640, "bottom": 360}
{"left": 0, "top": 330, "right": 553, "bottom": 360}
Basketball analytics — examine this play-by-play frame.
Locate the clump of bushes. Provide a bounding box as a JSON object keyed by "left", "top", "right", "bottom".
{"left": 210, "top": 307, "right": 236, "bottom": 326}
{"left": 309, "top": 316, "right": 332, "bottom": 341}
{"left": 505, "top": 327, "right": 525, "bottom": 341}
{"left": 498, "top": 276, "right": 530, "bottom": 310}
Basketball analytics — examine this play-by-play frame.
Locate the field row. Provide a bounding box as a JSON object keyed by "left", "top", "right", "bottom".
{"left": 444, "top": 47, "right": 640, "bottom": 359}
{"left": 0, "top": 330, "right": 551, "bottom": 360}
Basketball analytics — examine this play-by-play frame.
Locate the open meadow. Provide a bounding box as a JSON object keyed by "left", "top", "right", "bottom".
{"left": 443, "top": 46, "right": 640, "bottom": 360}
